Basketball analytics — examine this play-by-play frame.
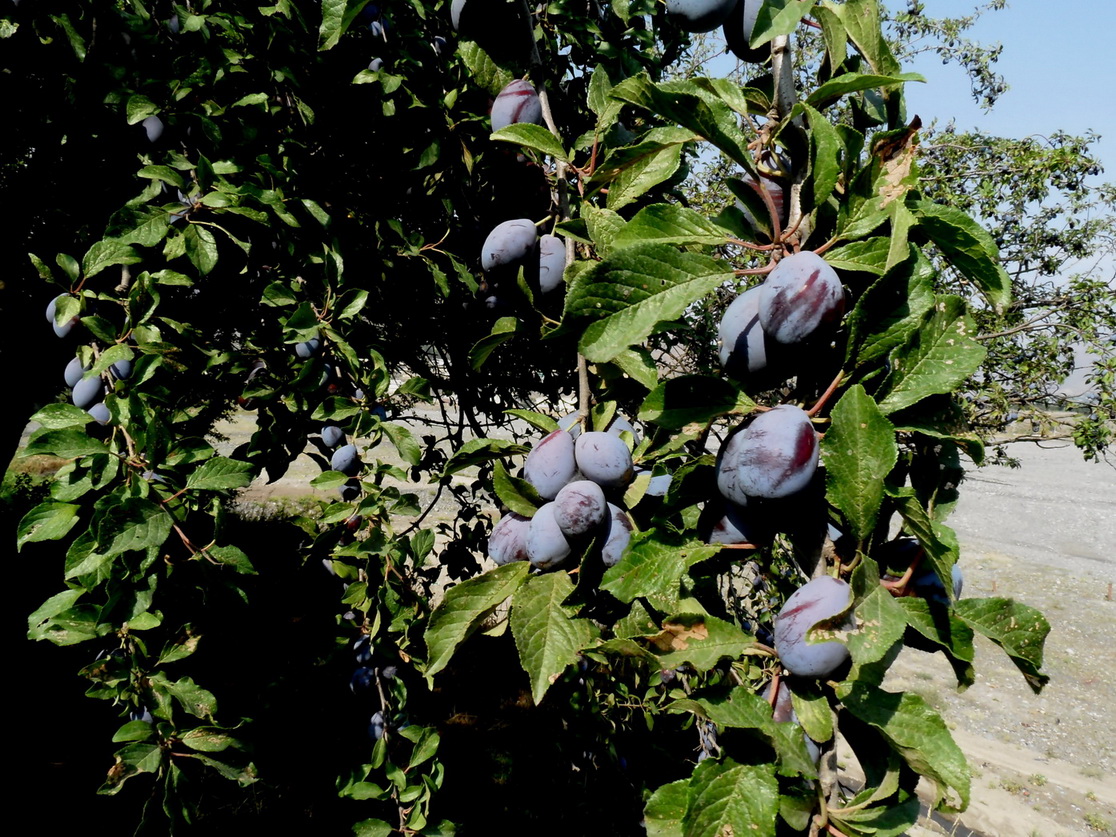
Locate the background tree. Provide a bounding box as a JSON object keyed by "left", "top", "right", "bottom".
{"left": 5, "top": 1, "right": 1056, "bottom": 835}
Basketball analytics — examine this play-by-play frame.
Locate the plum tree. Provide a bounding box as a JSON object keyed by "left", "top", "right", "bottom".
{"left": 774, "top": 577, "right": 855, "bottom": 678}
{"left": 574, "top": 431, "right": 634, "bottom": 490}
{"left": 717, "top": 405, "right": 819, "bottom": 501}
{"left": 757, "top": 251, "right": 845, "bottom": 345}
{"left": 523, "top": 428, "right": 577, "bottom": 500}
{"left": 490, "top": 80, "right": 543, "bottom": 133}
{"left": 665, "top": 0, "right": 737, "bottom": 33}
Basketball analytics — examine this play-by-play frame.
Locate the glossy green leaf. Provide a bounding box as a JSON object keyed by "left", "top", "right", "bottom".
{"left": 425, "top": 562, "right": 531, "bottom": 677}
{"left": 644, "top": 779, "right": 687, "bottom": 837}
{"left": 612, "top": 205, "right": 732, "bottom": 249}
{"left": 510, "top": 572, "right": 595, "bottom": 704}
{"left": 877, "top": 295, "right": 986, "bottom": 414}
{"left": 565, "top": 244, "right": 734, "bottom": 363}
{"left": 83, "top": 238, "right": 141, "bottom": 280}
{"left": 836, "top": 682, "right": 969, "bottom": 812}
{"left": 824, "top": 237, "right": 891, "bottom": 274}
{"left": 492, "top": 461, "right": 542, "bottom": 517}
{"left": 490, "top": 123, "right": 567, "bottom": 161}
{"left": 955, "top": 598, "right": 1050, "bottom": 692}
{"left": 23, "top": 428, "right": 109, "bottom": 459}
{"left": 600, "top": 533, "right": 719, "bottom": 611}
{"left": 911, "top": 200, "right": 1012, "bottom": 311}
{"left": 186, "top": 457, "right": 256, "bottom": 491}
{"left": 806, "top": 72, "right": 924, "bottom": 110}
{"left": 17, "top": 502, "right": 81, "bottom": 550}
{"left": 822, "top": 385, "right": 897, "bottom": 544}
{"left": 470, "top": 316, "right": 518, "bottom": 370}
{"left": 683, "top": 758, "right": 779, "bottom": 837}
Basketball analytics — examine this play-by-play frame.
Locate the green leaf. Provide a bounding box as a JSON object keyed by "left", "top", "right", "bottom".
{"left": 442, "top": 438, "right": 525, "bottom": 476}
{"left": 848, "top": 247, "right": 935, "bottom": 369}
{"left": 101, "top": 742, "right": 163, "bottom": 795}
{"left": 610, "top": 347, "right": 660, "bottom": 391}
{"left": 456, "top": 40, "right": 512, "bottom": 96}
{"left": 83, "top": 238, "right": 141, "bottom": 280}
{"left": 318, "top": 0, "right": 348, "bottom": 50}
{"left": 821, "top": 385, "right": 897, "bottom": 544}
{"left": 27, "top": 589, "right": 85, "bottom": 634}
{"left": 425, "top": 562, "right": 531, "bottom": 677}
{"left": 29, "top": 403, "right": 93, "bottom": 430}
{"left": 588, "top": 63, "right": 623, "bottom": 127}
{"left": 824, "top": 237, "right": 891, "bottom": 274}
{"left": 95, "top": 498, "right": 174, "bottom": 558}
{"left": 822, "top": 0, "right": 901, "bottom": 75}
{"left": 607, "top": 141, "right": 684, "bottom": 211}
{"left": 186, "top": 457, "right": 255, "bottom": 491}
{"left": 490, "top": 123, "right": 568, "bottom": 161}
{"left": 161, "top": 675, "right": 218, "bottom": 720}
{"left": 469, "top": 316, "right": 518, "bottom": 370}
{"left": 492, "top": 461, "right": 542, "bottom": 517}
{"left": 805, "top": 72, "right": 924, "bottom": 110}
{"left": 612, "top": 205, "right": 732, "bottom": 250}
{"left": 352, "top": 820, "right": 394, "bottom": 837}
{"left": 383, "top": 423, "right": 421, "bottom": 467}
{"left": 600, "top": 533, "right": 719, "bottom": 611}
{"left": 954, "top": 598, "right": 1050, "bottom": 692}
{"left": 89, "top": 344, "right": 134, "bottom": 378}
{"left": 565, "top": 244, "right": 735, "bottom": 363}
{"left": 209, "top": 545, "right": 257, "bottom": 575}
{"left": 911, "top": 200, "right": 1012, "bottom": 311}
{"left": 17, "top": 502, "right": 81, "bottom": 550}
{"left": 582, "top": 204, "right": 628, "bottom": 258}
{"left": 897, "top": 598, "right": 975, "bottom": 688}
{"left": 503, "top": 409, "right": 558, "bottom": 434}
{"left": 644, "top": 779, "right": 687, "bottom": 837}
{"left": 183, "top": 224, "right": 219, "bottom": 274}
{"left": 336, "top": 288, "right": 368, "bottom": 319}
{"left": 836, "top": 682, "right": 969, "bottom": 812}
{"left": 830, "top": 799, "right": 920, "bottom": 837}
{"left": 113, "top": 720, "right": 153, "bottom": 743}
{"left": 609, "top": 75, "right": 753, "bottom": 168}
{"left": 510, "top": 573, "right": 595, "bottom": 704}
{"left": 803, "top": 104, "right": 842, "bottom": 211}
{"left": 877, "top": 295, "right": 986, "bottom": 414}
{"left": 639, "top": 376, "right": 755, "bottom": 430}
{"left": 845, "top": 585, "right": 907, "bottom": 673}
{"left": 180, "top": 727, "right": 239, "bottom": 753}
{"left": 23, "top": 428, "right": 109, "bottom": 459}
{"left": 682, "top": 759, "right": 779, "bottom": 837}
{"left": 649, "top": 612, "right": 754, "bottom": 673}
{"left": 891, "top": 488, "right": 960, "bottom": 597}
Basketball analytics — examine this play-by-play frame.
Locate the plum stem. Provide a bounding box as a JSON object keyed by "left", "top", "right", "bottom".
{"left": 807, "top": 371, "right": 844, "bottom": 417}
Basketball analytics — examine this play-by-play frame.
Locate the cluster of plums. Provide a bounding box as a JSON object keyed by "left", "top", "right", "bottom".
{"left": 47, "top": 295, "right": 132, "bottom": 425}
{"left": 480, "top": 219, "right": 566, "bottom": 303}
{"left": 488, "top": 417, "right": 639, "bottom": 570}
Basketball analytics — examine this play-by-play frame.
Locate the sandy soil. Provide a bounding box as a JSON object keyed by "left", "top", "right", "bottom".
{"left": 147, "top": 414, "right": 1116, "bottom": 834}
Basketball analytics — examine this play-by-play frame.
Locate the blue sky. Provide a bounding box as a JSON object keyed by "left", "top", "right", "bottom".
{"left": 886, "top": 0, "right": 1116, "bottom": 177}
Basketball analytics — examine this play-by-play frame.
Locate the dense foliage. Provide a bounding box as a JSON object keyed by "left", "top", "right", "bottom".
{"left": 6, "top": 1, "right": 1061, "bottom": 834}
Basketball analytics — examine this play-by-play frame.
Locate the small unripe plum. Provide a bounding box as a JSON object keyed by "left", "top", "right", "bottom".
{"left": 64, "top": 356, "right": 90, "bottom": 387}
{"left": 88, "top": 402, "right": 111, "bottom": 425}
{"left": 537, "top": 234, "right": 566, "bottom": 293}
{"left": 665, "top": 0, "right": 737, "bottom": 32}
{"left": 574, "top": 431, "right": 634, "bottom": 490}
{"left": 491, "top": 80, "right": 543, "bottom": 132}
{"left": 488, "top": 512, "right": 531, "bottom": 565}
{"left": 481, "top": 219, "right": 538, "bottom": 273}
{"left": 523, "top": 429, "right": 577, "bottom": 500}
{"left": 72, "top": 376, "right": 104, "bottom": 410}
{"left": 142, "top": 115, "right": 164, "bottom": 142}
{"left": 331, "top": 444, "right": 361, "bottom": 476}
{"left": 526, "top": 502, "right": 572, "bottom": 569}
{"left": 723, "top": 0, "right": 770, "bottom": 63}
{"left": 758, "top": 251, "right": 845, "bottom": 345}
{"left": 774, "top": 576, "right": 855, "bottom": 677}
{"left": 553, "top": 480, "right": 607, "bottom": 538}
{"left": 717, "top": 405, "right": 818, "bottom": 501}
{"left": 601, "top": 503, "right": 633, "bottom": 567}
{"left": 295, "top": 336, "right": 322, "bottom": 358}
{"left": 321, "top": 425, "right": 345, "bottom": 448}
